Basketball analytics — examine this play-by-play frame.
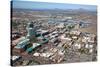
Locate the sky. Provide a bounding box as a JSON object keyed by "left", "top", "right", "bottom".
{"left": 12, "top": 0, "right": 97, "bottom": 11}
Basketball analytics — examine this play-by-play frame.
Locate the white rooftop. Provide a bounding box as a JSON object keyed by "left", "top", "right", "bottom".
{"left": 12, "top": 56, "right": 20, "bottom": 61}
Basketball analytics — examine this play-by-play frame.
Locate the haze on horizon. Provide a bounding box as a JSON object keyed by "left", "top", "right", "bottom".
{"left": 12, "top": 0, "right": 97, "bottom": 11}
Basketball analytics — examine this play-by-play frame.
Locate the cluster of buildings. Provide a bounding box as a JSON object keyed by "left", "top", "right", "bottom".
{"left": 33, "top": 47, "right": 65, "bottom": 63}
{"left": 11, "top": 16, "right": 97, "bottom": 66}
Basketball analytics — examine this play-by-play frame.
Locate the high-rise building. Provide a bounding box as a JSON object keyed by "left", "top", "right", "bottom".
{"left": 26, "top": 22, "right": 36, "bottom": 39}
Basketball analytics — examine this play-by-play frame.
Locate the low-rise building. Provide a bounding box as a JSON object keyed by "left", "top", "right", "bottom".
{"left": 82, "top": 35, "right": 96, "bottom": 43}
{"left": 11, "top": 55, "right": 21, "bottom": 63}
{"left": 60, "top": 34, "right": 72, "bottom": 41}
{"left": 70, "top": 30, "right": 81, "bottom": 36}
{"left": 14, "top": 38, "right": 30, "bottom": 53}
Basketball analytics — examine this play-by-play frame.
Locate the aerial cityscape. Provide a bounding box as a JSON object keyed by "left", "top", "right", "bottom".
{"left": 11, "top": 0, "right": 97, "bottom": 66}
